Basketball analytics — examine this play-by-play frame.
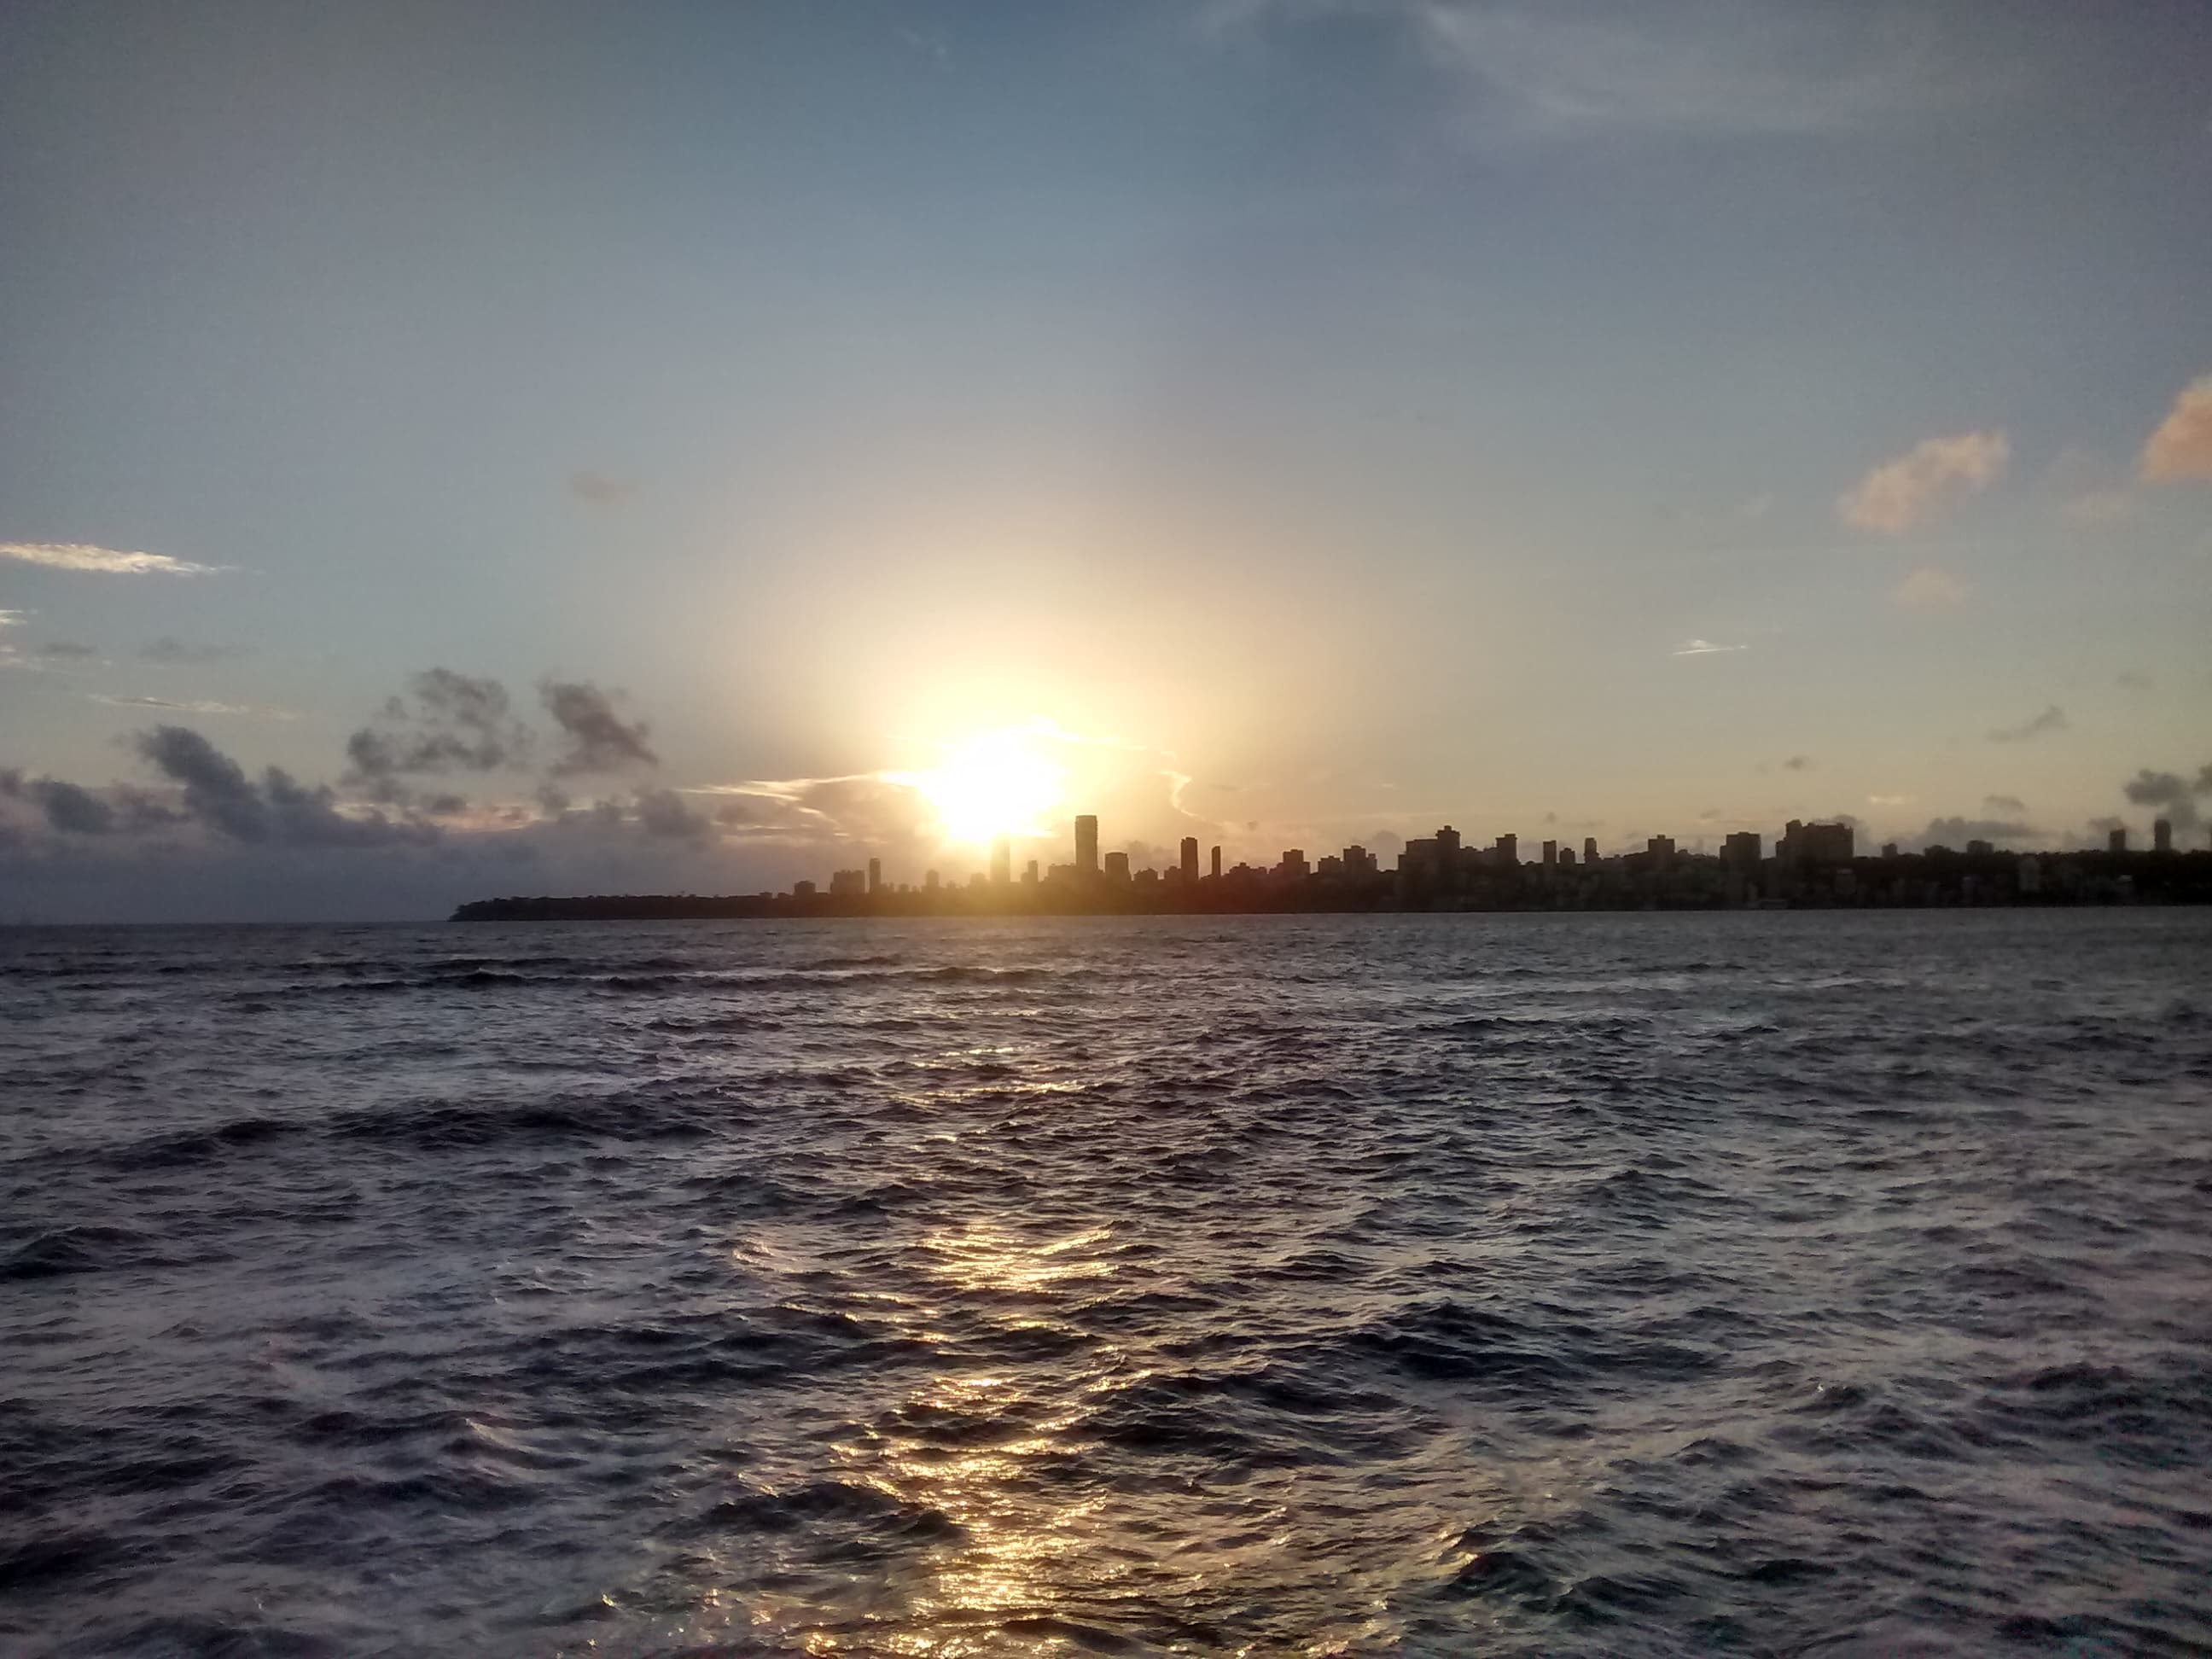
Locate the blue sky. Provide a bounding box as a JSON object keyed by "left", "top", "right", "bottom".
{"left": 2, "top": 0, "right": 2207, "bottom": 919}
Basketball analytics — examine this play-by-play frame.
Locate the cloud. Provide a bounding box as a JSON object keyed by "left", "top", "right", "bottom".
{"left": 1345, "top": 1, "right": 1990, "bottom": 139}
{"left": 2122, "top": 766, "right": 2207, "bottom": 831}
{"left": 30, "top": 779, "right": 116, "bottom": 835}
{"left": 346, "top": 669, "right": 530, "bottom": 782}
{"left": 1672, "top": 637, "right": 1747, "bottom": 656}
{"left": 34, "top": 641, "right": 98, "bottom": 659}
{"left": 541, "top": 680, "right": 657, "bottom": 774}
{"left": 567, "top": 469, "right": 638, "bottom": 505}
{"left": 1892, "top": 567, "right": 1970, "bottom": 611}
{"left": 2116, "top": 672, "right": 2154, "bottom": 692}
{"left": 1982, "top": 794, "right": 2027, "bottom": 815}
{"left": 1918, "top": 816, "right": 2039, "bottom": 849}
{"left": 1988, "top": 704, "right": 2066, "bottom": 743}
{"left": 2139, "top": 375, "right": 2212, "bottom": 482}
{"left": 134, "top": 725, "right": 432, "bottom": 847}
{"left": 0, "top": 610, "right": 25, "bottom": 628}
{"left": 0, "top": 542, "right": 224, "bottom": 576}
{"left": 636, "top": 788, "right": 711, "bottom": 841}
{"left": 1782, "top": 755, "right": 1813, "bottom": 771}
{"left": 1840, "top": 431, "right": 2008, "bottom": 533}
{"left": 140, "top": 637, "right": 250, "bottom": 664}
{"left": 1867, "top": 794, "right": 1916, "bottom": 807}
{"left": 92, "top": 695, "right": 273, "bottom": 717}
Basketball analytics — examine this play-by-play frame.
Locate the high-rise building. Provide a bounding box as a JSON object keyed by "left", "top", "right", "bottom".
{"left": 866, "top": 857, "right": 882, "bottom": 894}
{"left": 1965, "top": 839, "right": 1994, "bottom": 856}
{"left": 2108, "top": 826, "right": 2128, "bottom": 854}
{"left": 924, "top": 869, "right": 940, "bottom": 891}
{"left": 1103, "top": 850, "right": 1130, "bottom": 882}
{"left": 829, "top": 868, "right": 867, "bottom": 896}
{"left": 1646, "top": 835, "right": 1675, "bottom": 868}
{"left": 990, "top": 835, "right": 1011, "bottom": 885}
{"left": 1780, "top": 820, "right": 1854, "bottom": 864}
{"left": 1022, "top": 859, "right": 1039, "bottom": 884}
{"left": 793, "top": 879, "right": 817, "bottom": 899}
{"left": 1074, "top": 815, "right": 1098, "bottom": 876}
{"left": 1180, "top": 836, "right": 1199, "bottom": 882}
{"left": 1278, "top": 849, "right": 1310, "bottom": 881}
{"left": 1436, "top": 825, "right": 1463, "bottom": 866}
{"left": 2154, "top": 818, "right": 2174, "bottom": 853}
{"left": 1722, "top": 830, "right": 1762, "bottom": 866}
{"left": 1540, "top": 839, "right": 1557, "bottom": 867}
{"left": 1493, "top": 834, "right": 1517, "bottom": 868}
{"left": 1583, "top": 837, "right": 1599, "bottom": 864}
{"left": 1559, "top": 847, "right": 1576, "bottom": 868}
{"left": 1210, "top": 845, "right": 1222, "bottom": 880}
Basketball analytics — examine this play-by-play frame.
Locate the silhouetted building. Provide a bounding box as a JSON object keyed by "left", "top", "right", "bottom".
{"left": 1180, "top": 836, "right": 1199, "bottom": 882}
{"left": 1965, "top": 839, "right": 1994, "bottom": 857}
{"left": 1075, "top": 815, "right": 1099, "bottom": 876}
{"left": 1210, "top": 845, "right": 1222, "bottom": 880}
{"left": 990, "top": 835, "right": 1011, "bottom": 885}
{"left": 1342, "top": 844, "right": 1376, "bottom": 876}
{"left": 829, "top": 868, "right": 866, "bottom": 897}
{"left": 1436, "top": 826, "right": 1463, "bottom": 870}
{"left": 1540, "top": 839, "right": 1557, "bottom": 867}
{"left": 793, "top": 879, "right": 816, "bottom": 899}
{"left": 1103, "top": 850, "right": 1130, "bottom": 882}
{"left": 866, "top": 857, "right": 882, "bottom": 894}
{"left": 1584, "top": 837, "right": 1599, "bottom": 864}
{"left": 1278, "top": 849, "right": 1310, "bottom": 881}
{"left": 1493, "top": 834, "right": 1517, "bottom": 868}
{"left": 1646, "top": 835, "right": 1675, "bottom": 869}
{"left": 2155, "top": 818, "right": 2174, "bottom": 853}
{"left": 1722, "top": 830, "right": 1762, "bottom": 866}
{"left": 1558, "top": 847, "right": 1576, "bottom": 868}
{"left": 924, "top": 869, "right": 940, "bottom": 891}
{"left": 1781, "top": 819, "right": 1854, "bottom": 864}
{"left": 1882, "top": 842, "right": 1900, "bottom": 859}
{"left": 2108, "top": 827, "right": 2128, "bottom": 854}
{"left": 1022, "top": 859, "right": 1039, "bottom": 885}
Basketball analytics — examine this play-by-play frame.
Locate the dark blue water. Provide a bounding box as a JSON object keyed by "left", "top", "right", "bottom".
{"left": 3, "top": 911, "right": 2209, "bottom": 1656}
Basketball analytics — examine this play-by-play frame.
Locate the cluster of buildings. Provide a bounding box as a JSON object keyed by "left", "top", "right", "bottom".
{"left": 775, "top": 812, "right": 2201, "bottom": 908}
{"left": 456, "top": 810, "right": 2212, "bottom": 920}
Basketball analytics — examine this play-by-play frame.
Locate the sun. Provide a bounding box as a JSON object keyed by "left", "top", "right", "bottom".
{"left": 903, "top": 727, "right": 1068, "bottom": 847}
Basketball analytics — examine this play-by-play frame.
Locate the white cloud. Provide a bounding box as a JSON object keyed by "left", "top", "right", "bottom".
{"left": 1892, "top": 567, "right": 1970, "bottom": 611}
{"left": 1840, "top": 431, "right": 2009, "bottom": 533}
{"left": 2140, "top": 375, "right": 2212, "bottom": 482}
{"left": 0, "top": 609, "right": 25, "bottom": 627}
{"left": 0, "top": 542, "right": 225, "bottom": 576}
{"left": 1672, "top": 637, "right": 1747, "bottom": 656}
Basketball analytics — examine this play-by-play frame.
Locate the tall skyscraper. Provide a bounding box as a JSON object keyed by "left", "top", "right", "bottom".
{"left": 1103, "top": 850, "right": 1130, "bottom": 882}
{"left": 1210, "top": 845, "right": 1222, "bottom": 879}
{"left": 1540, "top": 839, "right": 1557, "bottom": 867}
{"left": 1493, "top": 833, "right": 1516, "bottom": 868}
{"left": 990, "top": 835, "right": 1011, "bottom": 885}
{"left": 2109, "top": 826, "right": 2128, "bottom": 854}
{"left": 2154, "top": 817, "right": 2174, "bottom": 853}
{"left": 866, "top": 857, "right": 881, "bottom": 894}
{"left": 1584, "top": 836, "right": 1599, "bottom": 864}
{"left": 1180, "top": 835, "right": 1199, "bottom": 882}
{"left": 1074, "top": 815, "right": 1098, "bottom": 876}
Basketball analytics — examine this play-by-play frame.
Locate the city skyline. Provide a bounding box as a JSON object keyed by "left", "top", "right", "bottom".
{"left": 3, "top": 2, "right": 2209, "bottom": 922}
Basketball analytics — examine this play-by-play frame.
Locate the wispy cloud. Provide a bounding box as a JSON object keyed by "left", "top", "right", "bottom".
{"left": 1673, "top": 637, "right": 1747, "bottom": 656}
{"left": 1841, "top": 431, "right": 2008, "bottom": 533}
{"left": 91, "top": 694, "right": 289, "bottom": 719}
{"left": 1988, "top": 704, "right": 2066, "bottom": 743}
{"left": 1209, "top": 1, "right": 2001, "bottom": 140}
{"left": 0, "top": 609, "right": 24, "bottom": 628}
{"left": 2062, "top": 488, "right": 2135, "bottom": 527}
{"left": 0, "top": 542, "right": 225, "bottom": 576}
{"left": 140, "top": 637, "right": 250, "bottom": 664}
{"left": 2140, "top": 374, "right": 2212, "bottom": 482}
{"left": 1891, "top": 567, "right": 1970, "bottom": 611}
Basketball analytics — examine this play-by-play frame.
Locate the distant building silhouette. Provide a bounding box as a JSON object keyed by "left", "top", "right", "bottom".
{"left": 1075, "top": 815, "right": 1098, "bottom": 876}
{"left": 1022, "top": 859, "right": 1039, "bottom": 884}
{"left": 1180, "top": 835, "right": 1199, "bottom": 882}
{"left": 1584, "top": 836, "right": 1599, "bottom": 864}
{"left": 1722, "top": 830, "right": 1761, "bottom": 866}
{"left": 1540, "top": 838, "right": 1557, "bottom": 867}
{"left": 924, "top": 869, "right": 940, "bottom": 891}
{"left": 1781, "top": 819, "right": 1854, "bottom": 864}
{"left": 2155, "top": 818, "right": 2174, "bottom": 853}
{"left": 2109, "top": 826, "right": 2128, "bottom": 854}
{"left": 1493, "top": 833, "right": 1517, "bottom": 869}
{"left": 829, "top": 868, "right": 866, "bottom": 896}
{"left": 1103, "top": 849, "right": 1130, "bottom": 882}
{"left": 1210, "top": 845, "right": 1222, "bottom": 880}
{"left": 867, "top": 857, "right": 882, "bottom": 894}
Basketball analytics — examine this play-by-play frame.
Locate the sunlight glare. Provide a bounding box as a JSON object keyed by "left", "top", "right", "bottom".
{"left": 899, "top": 726, "right": 1068, "bottom": 847}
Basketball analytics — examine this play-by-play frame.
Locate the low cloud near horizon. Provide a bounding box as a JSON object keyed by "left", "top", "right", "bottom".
{"left": 2139, "top": 375, "right": 2212, "bottom": 482}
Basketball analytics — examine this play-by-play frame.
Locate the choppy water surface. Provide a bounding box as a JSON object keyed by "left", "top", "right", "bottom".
{"left": 3, "top": 912, "right": 2209, "bottom": 1656}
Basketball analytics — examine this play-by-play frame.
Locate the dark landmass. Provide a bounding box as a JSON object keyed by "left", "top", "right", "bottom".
{"left": 454, "top": 848, "right": 2212, "bottom": 921}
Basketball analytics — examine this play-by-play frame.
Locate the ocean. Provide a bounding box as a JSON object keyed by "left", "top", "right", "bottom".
{"left": 3, "top": 911, "right": 2209, "bottom": 1656}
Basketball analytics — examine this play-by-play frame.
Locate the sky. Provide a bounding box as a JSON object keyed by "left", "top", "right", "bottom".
{"left": 1, "top": 0, "right": 2208, "bottom": 921}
